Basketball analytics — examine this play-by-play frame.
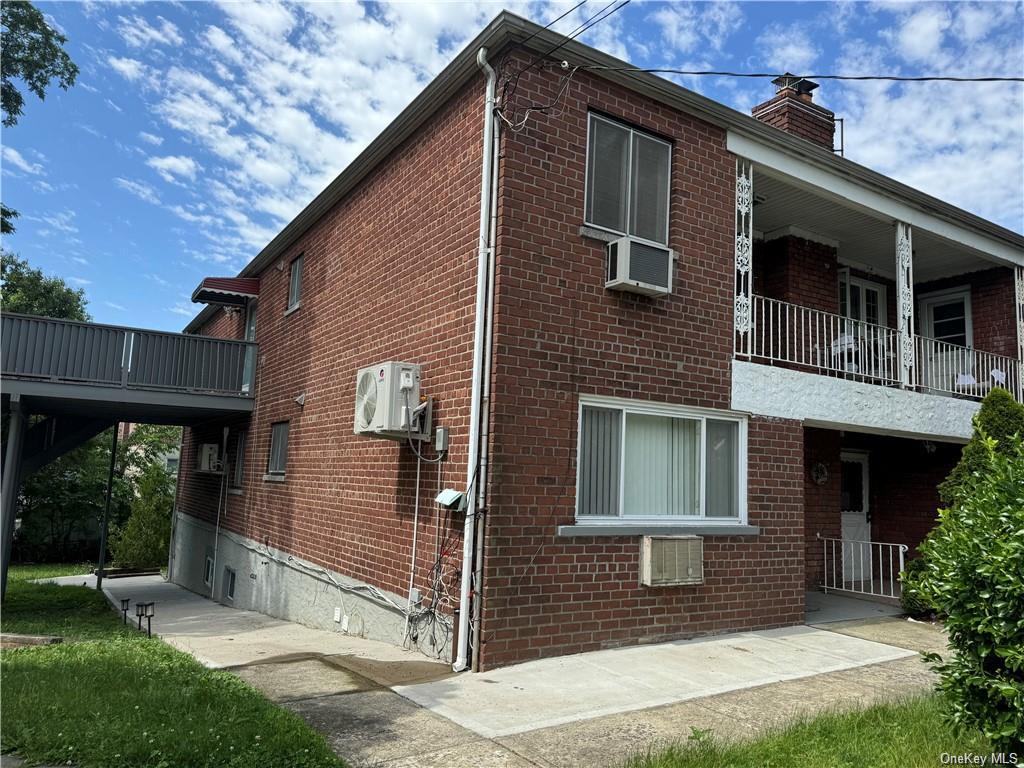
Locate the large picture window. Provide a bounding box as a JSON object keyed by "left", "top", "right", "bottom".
{"left": 585, "top": 113, "right": 671, "bottom": 245}
{"left": 577, "top": 398, "right": 746, "bottom": 523}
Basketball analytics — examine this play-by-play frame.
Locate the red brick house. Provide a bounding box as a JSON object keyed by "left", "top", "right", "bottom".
{"left": 170, "top": 13, "right": 1024, "bottom": 672}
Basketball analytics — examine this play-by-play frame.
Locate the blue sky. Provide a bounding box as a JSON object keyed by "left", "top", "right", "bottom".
{"left": 2, "top": 1, "right": 1022, "bottom": 331}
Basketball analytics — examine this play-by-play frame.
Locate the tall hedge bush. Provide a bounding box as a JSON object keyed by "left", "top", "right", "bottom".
{"left": 916, "top": 434, "right": 1024, "bottom": 752}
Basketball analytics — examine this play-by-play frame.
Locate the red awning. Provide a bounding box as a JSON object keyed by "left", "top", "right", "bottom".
{"left": 191, "top": 277, "right": 261, "bottom": 307}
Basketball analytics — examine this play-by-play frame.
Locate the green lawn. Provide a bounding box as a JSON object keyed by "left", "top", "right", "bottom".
{"left": 625, "top": 694, "right": 992, "bottom": 768}
{"left": 2, "top": 564, "right": 344, "bottom": 768}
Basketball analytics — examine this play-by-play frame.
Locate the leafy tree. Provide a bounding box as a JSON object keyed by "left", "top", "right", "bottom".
{"left": 938, "top": 387, "right": 1024, "bottom": 504}
{"left": 110, "top": 461, "right": 175, "bottom": 568}
{"left": 917, "top": 435, "right": 1024, "bottom": 753}
{"left": 0, "top": 250, "right": 89, "bottom": 320}
{"left": 15, "top": 429, "right": 132, "bottom": 563}
{"left": 1, "top": 1, "right": 79, "bottom": 233}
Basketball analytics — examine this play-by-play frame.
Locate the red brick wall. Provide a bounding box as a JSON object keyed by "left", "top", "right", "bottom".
{"left": 480, "top": 61, "right": 806, "bottom": 669}
{"left": 803, "top": 428, "right": 841, "bottom": 589}
{"left": 176, "top": 77, "right": 487, "bottom": 612}
{"left": 754, "top": 235, "right": 839, "bottom": 314}
{"left": 916, "top": 267, "right": 1017, "bottom": 358}
{"left": 751, "top": 92, "right": 835, "bottom": 150}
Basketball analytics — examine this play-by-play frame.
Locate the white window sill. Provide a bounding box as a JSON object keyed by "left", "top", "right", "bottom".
{"left": 284, "top": 301, "right": 301, "bottom": 317}
{"left": 262, "top": 473, "right": 287, "bottom": 483}
{"left": 558, "top": 523, "right": 759, "bottom": 537}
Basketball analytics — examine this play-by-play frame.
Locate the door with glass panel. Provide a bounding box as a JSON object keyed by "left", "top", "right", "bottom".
{"left": 840, "top": 452, "right": 871, "bottom": 585}
{"left": 837, "top": 271, "right": 889, "bottom": 377}
{"left": 918, "top": 290, "right": 973, "bottom": 393}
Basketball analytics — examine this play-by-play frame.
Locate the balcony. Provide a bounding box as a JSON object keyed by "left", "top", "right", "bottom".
{"left": 2, "top": 314, "right": 256, "bottom": 424}
{"left": 737, "top": 295, "right": 1021, "bottom": 403}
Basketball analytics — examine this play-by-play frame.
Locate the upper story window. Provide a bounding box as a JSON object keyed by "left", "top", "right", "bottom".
{"left": 576, "top": 397, "right": 746, "bottom": 524}
{"left": 287, "top": 254, "right": 304, "bottom": 312}
{"left": 585, "top": 113, "right": 671, "bottom": 245}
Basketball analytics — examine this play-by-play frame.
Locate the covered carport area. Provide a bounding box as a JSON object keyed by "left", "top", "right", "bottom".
{"left": 1, "top": 313, "right": 256, "bottom": 597}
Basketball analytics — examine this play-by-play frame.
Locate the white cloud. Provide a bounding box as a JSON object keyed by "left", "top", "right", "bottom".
{"left": 105, "top": 301, "right": 128, "bottom": 311}
{"left": 145, "top": 273, "right": 172, "bottom": 287}
{"left": 757, "top": 23, "right": 821, "bottom": 72}
{"left": 895, "top": 6, "right": 951, "bottom": 65}
{"left": 28, "top": 210, "right": 78, "bottom": 233}
{"left": 139, "top": 131, "right": 164, "bottom": 146}
{"left": 146, "top": 154, "right": 201, "bottom": 183}
{"left": 648, "top": 2, "right": 743, "bottom": 55}
{"left": 105, "top": 98, "right": 123, "bottom": 113}
{"left": 108, "top": 55, "right": 147, "bottom": 81}
{"left": 3, "top": 147, "right": 44, "bottom": 175}
{"left": 115, "top": 176, "right": 161, "bottom": 205}
{"left": 116, "top": 15, "right": 183, "bottom": 48}
{"left": 69, "top": 276, "right": 92, "bottom": 286}
{"left": 168, "top": 302, "right": 195, "bottom": 317}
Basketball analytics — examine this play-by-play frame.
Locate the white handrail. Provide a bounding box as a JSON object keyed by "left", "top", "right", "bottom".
{"left": 819, "top": 534, "right": 908, "bottom": 599}
{"left": 737, "top": 295, "right": 1021, "bottom": 403}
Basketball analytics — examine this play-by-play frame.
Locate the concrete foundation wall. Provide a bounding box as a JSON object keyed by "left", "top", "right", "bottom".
{"left": 169, "top": 509, "right": 453, "bottom": 663}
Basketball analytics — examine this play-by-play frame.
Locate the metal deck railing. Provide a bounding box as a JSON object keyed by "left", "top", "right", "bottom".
{"left": 738, "top": 295, "right": 1021, "bottom": 403}
{"left": 2, "top": 313, "right": 256, "bottom": 397}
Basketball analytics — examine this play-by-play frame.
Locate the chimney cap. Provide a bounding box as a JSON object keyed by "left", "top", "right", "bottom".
{"left": 772, "top": 72, "right": 819, "bottom": 96}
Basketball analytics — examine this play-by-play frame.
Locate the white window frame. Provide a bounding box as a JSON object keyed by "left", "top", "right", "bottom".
{"left": 224, "top": 566, "right": 236, "bottom": 601}
{"left": 286, "top": 254, "right": 303, "bottom": 313}
{"left": 203, "top": 556, "right": 214, "bottom": 587}
{"left": 838, "top": 269, "right": 888, "bottom": 328}
{"left": 264, "top": 421, "right": 289, "bottom": 480}
{"left": 584, "top": 113, "right": 672, "bottom": 247}
{"left": 575, "top": 395, "right": 748, "bottom": 527}
{"left": 229, "top": 430, "right": 246, "bottom": 492}
{"left": 918, "top": 286, "right": 973, "bottom": 348}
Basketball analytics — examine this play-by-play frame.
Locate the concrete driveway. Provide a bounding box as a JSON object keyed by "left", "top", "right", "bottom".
{"left": 73, "top": 575, "right": 940, "bottom": 767}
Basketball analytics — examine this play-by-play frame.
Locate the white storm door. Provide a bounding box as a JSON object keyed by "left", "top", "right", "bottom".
{"left": 840, "top": 452, "right": 870, "bottom": 584}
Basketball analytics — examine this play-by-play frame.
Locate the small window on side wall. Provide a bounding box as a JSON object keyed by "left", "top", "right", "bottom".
{"left": 224, "top": 567, "right": 236, "bottom": 601}
{"left": 230, "top": 430, "right": 247, "bottom": 490}
{"left": 287, "top": 254, "right": 304, "bottom": 312}
{"left": 266, "top": 421, "right": 289, "bottom": 478}
{"left": 585, "top": 114, "right": 671, "bottom": 245}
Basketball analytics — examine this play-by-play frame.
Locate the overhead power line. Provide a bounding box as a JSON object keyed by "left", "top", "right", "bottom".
{"left": 568, "top": 65, "right": 1024, "bottom": 83}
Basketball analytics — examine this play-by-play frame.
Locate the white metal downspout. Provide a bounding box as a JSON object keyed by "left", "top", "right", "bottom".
{"left": 454, "top": 47, "right": 496, "bottom": 673}
{"left": 471, "top": 116, "right": 500, "bottom": 673}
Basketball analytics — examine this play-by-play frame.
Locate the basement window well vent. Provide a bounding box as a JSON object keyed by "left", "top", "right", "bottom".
{"left": 203, "top": 556, "right": 214, "bottom": 587}
{"left": 640, "top": 536, "right": 704, "bottom": 587}
{"left": 224, "top": 567, "right": 236, "bottom": 601}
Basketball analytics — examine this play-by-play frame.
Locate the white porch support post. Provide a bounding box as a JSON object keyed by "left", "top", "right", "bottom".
{"left": 735, "top": 159, "right": 754, "bottom": 355}
{"left": 895, "top": 221, "right": 915, "bottom": 388}
{"left": 1015, "top": 266, "right": 1024, "bottom": 403}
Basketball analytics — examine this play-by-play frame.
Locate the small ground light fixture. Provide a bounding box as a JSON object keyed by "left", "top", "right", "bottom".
{"left": 120, "top": 598, "right": 130, "bottom": 624}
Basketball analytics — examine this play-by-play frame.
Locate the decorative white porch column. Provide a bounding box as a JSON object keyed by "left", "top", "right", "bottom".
{"left": 895, "top": 221, "right": 915, "bottom": 387}
{"left": 735, "top": 159, "right": 754, "bottom": 355}
{"left": 1016, "top": 266, "right": 1024, "bottom": 402}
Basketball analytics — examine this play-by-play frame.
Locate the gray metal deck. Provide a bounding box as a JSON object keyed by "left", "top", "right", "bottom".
{"left": 2, "top": 313, "right": 256, "bottom": 423}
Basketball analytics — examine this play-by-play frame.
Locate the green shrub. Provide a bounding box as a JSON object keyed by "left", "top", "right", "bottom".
{"left": 109, "top": 462, "right": 174, "bottom": 568}
{"left": 917, "top": 434, "right": 1024, "bottom": 753}
{"left": 899, "top": 556, "right": 936, "bottom": 618}
{"left": 938, "top": 387, "right": 1024, "bottom": 505}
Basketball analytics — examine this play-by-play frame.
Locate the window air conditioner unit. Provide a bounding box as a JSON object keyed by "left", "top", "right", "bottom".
{"left": 353, "top": 361, "right": 426, "bottom": 440}
{"left": 640, "top": 535, "right": 704, "bottom": 586}
{"left": 198, "top": 443, "right": 222, "bottom": 472}
{"left": 606, "top": 236, "right": 674, "bottom": 297}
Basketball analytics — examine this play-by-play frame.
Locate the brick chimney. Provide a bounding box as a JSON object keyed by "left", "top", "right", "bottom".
{"left": 752, "top": 73, "right": 835, "bottom": 150}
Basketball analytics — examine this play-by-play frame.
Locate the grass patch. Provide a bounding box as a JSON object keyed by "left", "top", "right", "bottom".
{"left": 625, "top": 694, "right": 991, "bottom": 768}
{"left": 2, "top": 565, "right": 344, "bottom": 768}
{"left": 7, "top": 562, "right": 93, "bottom": 583}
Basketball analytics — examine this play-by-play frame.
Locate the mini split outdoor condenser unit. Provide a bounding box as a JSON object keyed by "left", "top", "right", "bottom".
{"left": 606, "top": 236, "right": 674, "bottom": 297}
{"left": 197, "top": 444, "right": 222, "bottom": 473}
{"left": 353, "top": 361, "right": 424, "bottom": 440}
{"left": 640, "top": 535, "right": 704, "bottom": 587}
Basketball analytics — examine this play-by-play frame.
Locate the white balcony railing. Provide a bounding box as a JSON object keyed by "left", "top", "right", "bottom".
{"left": 738, "top": 295, "right": 1021, "bottom": 403}
{"left": 820, "top": 535, "right": 908, "bottom": 600}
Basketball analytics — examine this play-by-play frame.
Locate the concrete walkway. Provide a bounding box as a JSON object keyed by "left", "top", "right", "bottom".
{"left": 53, "top": 574, "right": 943, "bottom": 767}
